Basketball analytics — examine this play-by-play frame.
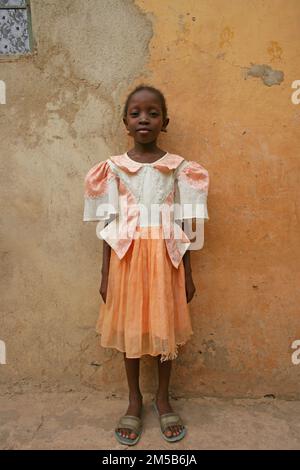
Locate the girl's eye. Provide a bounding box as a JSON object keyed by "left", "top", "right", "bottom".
{"left": 130, "top": 111, "right": 159, "bottom": 117}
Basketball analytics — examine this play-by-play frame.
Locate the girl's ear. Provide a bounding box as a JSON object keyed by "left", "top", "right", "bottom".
{"left": 161, "top": 117, "right": 169, "bottom": 133}
{"left": 123, "top": 117, "right": 130, "bottom": 134}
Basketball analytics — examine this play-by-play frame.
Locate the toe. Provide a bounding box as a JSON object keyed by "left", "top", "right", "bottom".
{"left": 175, "top": 425, "right": 182, "bottom": 435}
{"left": 164, "top": 427, "right": 173, "bottom": 437}
{"left": 116, "top": 426, "right": 138, "bottom": 441}
{"left": 124, "top": 428, "right": 136, "bottom": 440}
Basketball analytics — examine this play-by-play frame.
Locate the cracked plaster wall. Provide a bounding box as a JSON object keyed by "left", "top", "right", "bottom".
{"left": 1, "top": 0, "right": 300, "bottom": 398}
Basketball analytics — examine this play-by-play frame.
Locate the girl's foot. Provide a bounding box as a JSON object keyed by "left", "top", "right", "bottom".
{"left": 155, "top": 394, "right": 185, "bottom": 438}
{"left": 115, "top": 393, "right": 143, "bottom": 441}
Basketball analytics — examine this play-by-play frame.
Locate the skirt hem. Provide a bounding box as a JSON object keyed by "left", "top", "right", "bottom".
{"left": 96, "top": 330, "right": 194, "bottom": 363}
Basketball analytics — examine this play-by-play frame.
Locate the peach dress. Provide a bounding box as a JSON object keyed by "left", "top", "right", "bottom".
{"left": 83, "top": 152, "right": 209, "bottom": 362}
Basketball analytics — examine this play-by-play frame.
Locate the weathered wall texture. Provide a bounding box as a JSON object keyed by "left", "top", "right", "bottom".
{"left": 1, "top": 0, "right": 300, "bottom": 398}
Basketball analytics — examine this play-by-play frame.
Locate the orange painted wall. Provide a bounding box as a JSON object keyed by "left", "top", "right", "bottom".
{"left": 124, "top": 0, "right": 300, "bottom": 397}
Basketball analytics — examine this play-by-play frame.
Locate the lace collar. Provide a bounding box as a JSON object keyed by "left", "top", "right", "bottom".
{"left": 109, "top": 152, "right": 185, "bottom": 174}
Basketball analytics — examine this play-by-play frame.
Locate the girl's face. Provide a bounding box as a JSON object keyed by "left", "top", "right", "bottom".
{"left": 124, "top": 90, "right": 168, "bottom": 143}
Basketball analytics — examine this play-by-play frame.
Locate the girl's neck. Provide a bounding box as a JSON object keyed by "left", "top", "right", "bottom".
{"left": 128, "top": 142, "right": 164, "bottom": 158}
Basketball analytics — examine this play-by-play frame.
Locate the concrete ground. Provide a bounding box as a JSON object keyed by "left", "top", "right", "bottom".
{"left": 0, "top": 389, "right": 300, "bottom": 450}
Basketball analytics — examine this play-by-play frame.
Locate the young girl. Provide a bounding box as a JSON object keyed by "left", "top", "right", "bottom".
{"left": 83, "top": 85, "right": 209, "bottom": 445}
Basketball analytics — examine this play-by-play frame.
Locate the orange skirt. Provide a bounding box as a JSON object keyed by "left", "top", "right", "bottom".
{"left": 96, "top": 225, "right": 194, "bottom": 362}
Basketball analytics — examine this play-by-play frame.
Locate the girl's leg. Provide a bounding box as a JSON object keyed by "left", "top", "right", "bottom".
{"left": 155, "top": 355, "right": 184, "bottom": 437}
{"left": 116, "top": 353, "right": 143, "bottom": 440}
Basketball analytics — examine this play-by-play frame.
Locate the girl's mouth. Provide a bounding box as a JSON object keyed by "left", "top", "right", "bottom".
{"left": 137, "top": 129, "right": 151, "bottom": 134}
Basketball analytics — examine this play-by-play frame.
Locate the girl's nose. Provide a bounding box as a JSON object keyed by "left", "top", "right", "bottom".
{"left": 139, "top": 115, "right": 150, "bottom": 124}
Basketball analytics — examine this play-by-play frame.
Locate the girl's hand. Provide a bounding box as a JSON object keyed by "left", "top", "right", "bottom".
{"left": 99, "top": 271, "right": 109, "bottom": 303}
{"left": 185, "top": 271, "right": 196, "bottom": 303}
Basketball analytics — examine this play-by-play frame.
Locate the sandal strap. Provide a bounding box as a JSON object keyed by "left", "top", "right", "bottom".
{"left": 117, "top": 415, "right": 142, "bottom": 434}
{"left": 159, "top": 413, "right": 183, "bottom": 433}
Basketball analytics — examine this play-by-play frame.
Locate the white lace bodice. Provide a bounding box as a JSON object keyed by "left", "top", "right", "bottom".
{"left": 108, "top": 159, "right": 187, "bottom": 226}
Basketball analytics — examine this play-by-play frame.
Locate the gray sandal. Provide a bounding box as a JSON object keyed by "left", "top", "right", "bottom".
{"left": 115, "top": 414, "right": 143, "bottom": 446}
{"left": 152, "top": 400, "right": 186, "bottom": 443}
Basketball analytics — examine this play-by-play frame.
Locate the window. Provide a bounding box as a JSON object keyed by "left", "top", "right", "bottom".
{"left": 0, "top": 0, "right": 33, "bottom": 55}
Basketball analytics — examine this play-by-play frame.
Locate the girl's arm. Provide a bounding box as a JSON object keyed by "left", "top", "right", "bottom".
{"left": 182, "top": 221, "right": 192, "bottom": 275}
{"left": 101, "top": 239, "right": 111, "bottom": 276}
{"left": 101, "top": 221, "right": 111, "bottom": 275}
{"left": 182, "top": 221, "right": 195, "bottom": 303}
{"left": 99, "top": 221, "right": 111, "bottom": 303}
{"left": 183, "top": 242, "right": 192, "bottom": 275}
{"left": 182, "top": 248, "right": 192, "bottom": 275}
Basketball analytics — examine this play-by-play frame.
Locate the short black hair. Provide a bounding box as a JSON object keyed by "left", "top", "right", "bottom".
{"left": 123, "top": 84, "right": 168, "bottom": 122}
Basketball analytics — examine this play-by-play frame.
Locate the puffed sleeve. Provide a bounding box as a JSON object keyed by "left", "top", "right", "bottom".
{"left": 174, "top": 160, "right": 209, "bottom": 221}
{"left": 83, "top": 159, "right": 119, "bottom": 222}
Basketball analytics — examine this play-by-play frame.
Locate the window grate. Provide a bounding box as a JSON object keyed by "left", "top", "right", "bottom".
{"left": 0, "top": 0, "right": 33, "bottom": 55}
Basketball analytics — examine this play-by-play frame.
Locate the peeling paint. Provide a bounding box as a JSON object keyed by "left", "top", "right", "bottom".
{"left": 245, "top": 63, "right": 284, "bottom": 86}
